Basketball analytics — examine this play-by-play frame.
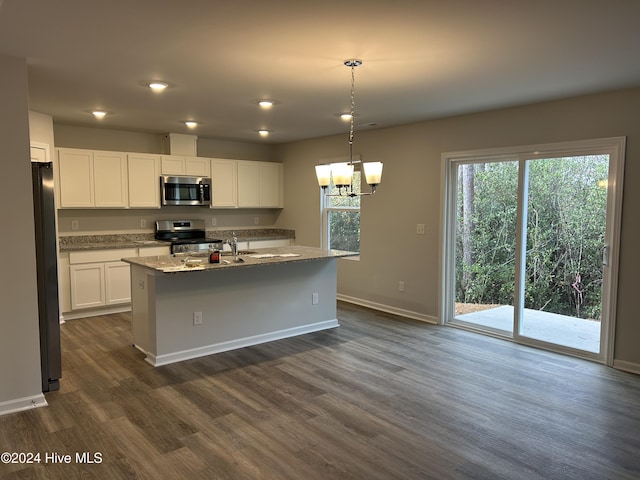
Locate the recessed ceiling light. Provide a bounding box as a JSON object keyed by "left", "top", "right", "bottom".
{"left": 92, "top": 110, "right": 107, "bottom": 119}
{"left": 340, "top": 113, "right": 352, "bottom": 121}
{"left": 148, "top": 81, "right": 169, "bottom": 92}
{"left": 258, "top": 129, "right": 270, "bottom": 137}
{"left": 185, "top": 121, "right": 198, "bottom": 128}
{"left": 258, "top": 100, "right": 274, "bottom": 109}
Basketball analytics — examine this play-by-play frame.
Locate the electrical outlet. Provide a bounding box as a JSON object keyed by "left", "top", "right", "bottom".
{"left": 140, "top": 219, "right": 146, "bottom": 228}
{"left": 193, "top": 311, "right": 203, "bottom": 325}
{"left": 254, "top": 216, "right": 260, "bottom": 225}
{"left": 312, "top": 292, "right": 319, "bottom": 305}
{"left": 71, "top": 220, "right": 79, "bottom": 231}
{"left": 398, "top": 281, "right": 405, "bottom": 292}
{"left": 416, "top": 224, "right": 425, "bottom": 235}
{"left": 211, "top": 217, "right": 217, "bottom": 226}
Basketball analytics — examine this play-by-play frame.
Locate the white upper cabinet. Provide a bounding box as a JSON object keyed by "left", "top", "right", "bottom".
{"left": 160, "top": 155, "right": 184, "bottom": 175}
{"left": 237, "top": 161, "right": 260, "bottom": 207}
{"left": 210, "top": 158, "right": 238, "bottom": 208}
{"left": 128, "top": 153, "right": 161, "bottom": 208}
{"left": 161, "top": 155, "right": 210, "bottom": 177}
{"left": 30, "top": 143, "right": 49, "bottom": 163}
{"left": 259, "top": 162, "right": 283, "bottom": 207}
{"left": 56, "top": 148, "right": 282, "bottom": 210}
{"left": 58, "top": 149, "right": 128, "bottom": 208}
{"left": 57, "top": 149, "right": 95, "bottom": 207}
{"left": 185, "top": 156, "right": 210, "bottom": 176}
{"left": 93, "top": 151, "right": 128, "bottom": 207}
{"left": 237, "top": 161, "right": 283, "bottom": 208}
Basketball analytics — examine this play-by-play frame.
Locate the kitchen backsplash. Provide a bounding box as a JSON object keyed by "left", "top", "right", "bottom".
{"left": 57, "top": 208, "right": 283, "bottom": 233}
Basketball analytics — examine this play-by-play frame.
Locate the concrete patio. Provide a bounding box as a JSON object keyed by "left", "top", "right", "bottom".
{"left": 454, "top": 305, "right": 601, "bottom": 353}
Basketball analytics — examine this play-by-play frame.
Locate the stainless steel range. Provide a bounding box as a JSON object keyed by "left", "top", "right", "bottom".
{"left": 155, "top": 219, "right": 223, "bottom": 254}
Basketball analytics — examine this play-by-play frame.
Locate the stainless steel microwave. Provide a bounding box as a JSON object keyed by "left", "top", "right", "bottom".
{"left": 160, "top": 175, "right": 212, "bottom": 206}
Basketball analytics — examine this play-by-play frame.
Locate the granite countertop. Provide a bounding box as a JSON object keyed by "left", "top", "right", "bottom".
{"left": 59, "top": 229, "right": 295, "bottom": 253}
{"left": 122, "top": 245, "right": 356, "bottom": 274}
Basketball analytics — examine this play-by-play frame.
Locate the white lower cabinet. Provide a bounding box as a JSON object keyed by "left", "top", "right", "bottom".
{"left": 68, "top": 249, "right": 136, "bottom": 310}
{"left": 70, "top": 263, "right": 105, "bottom": 309}
{"left": 105, "top": 262, "right": 132, "bottom": 305}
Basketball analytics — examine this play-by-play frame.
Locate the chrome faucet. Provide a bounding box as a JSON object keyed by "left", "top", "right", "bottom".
{"left": 226, "top": 232, "right": 240, "bottom": 261}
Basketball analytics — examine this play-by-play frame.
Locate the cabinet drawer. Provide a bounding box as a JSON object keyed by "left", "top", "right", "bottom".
{"left": 69, "top": 248, "right": 137, "bottom": 264}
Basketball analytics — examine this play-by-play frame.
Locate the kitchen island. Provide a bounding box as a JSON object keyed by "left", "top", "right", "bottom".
{"left": 123, "top": 246, "right": 356, "bottom": 366}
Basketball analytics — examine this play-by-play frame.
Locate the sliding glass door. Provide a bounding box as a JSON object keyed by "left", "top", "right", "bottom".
{"left": 441, "top": 138, "right": 625, "bottom": 363}
{"left": 518, "top": 155, "right": 609, "bottom": 353}
{"left": 453, "top": 159, "right": 518, "bottom": 335}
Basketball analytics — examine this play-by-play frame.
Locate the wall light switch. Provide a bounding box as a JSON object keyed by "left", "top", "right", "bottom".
{"left": 312, "top": 293, "right": 319, "bottom": 305}
{"left": 193, "top": 311, "right": 203, "bottom": 325}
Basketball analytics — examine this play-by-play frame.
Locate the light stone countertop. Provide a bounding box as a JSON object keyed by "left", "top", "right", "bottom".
{"left": 122, "top": 245, "right": 357, "bottom": 274}
{"left": 58, "top": 229, "right": 295, "bottom": 253}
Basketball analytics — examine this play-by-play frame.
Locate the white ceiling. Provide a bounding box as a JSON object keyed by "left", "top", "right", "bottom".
{"left": 2, "top": 0, "right": 640, "bottom": 144}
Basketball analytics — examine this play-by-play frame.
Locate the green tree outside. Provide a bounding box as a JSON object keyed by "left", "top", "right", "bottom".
{"left": 456, "top": 156, "right": 608, "bottom": 320}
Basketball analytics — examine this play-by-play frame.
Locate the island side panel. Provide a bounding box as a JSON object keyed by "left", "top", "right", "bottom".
{"left": 149, "top": 258, "right": 338, "bottom": 365}
{"left": 130, "top": 265, "right": 160, "bottom": 356}
{"left": 130, "top": 265, "right": 150, "bottom": 354}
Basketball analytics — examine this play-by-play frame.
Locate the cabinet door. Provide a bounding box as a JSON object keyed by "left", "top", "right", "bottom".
{"left": 128, "top": 154, "right": 161, "bottom": 208}
{"left": 70, "top": 263, "right": 105, "bottom": 309}
{"left": 94, "top": 152, "right": 128, "bottom": 207}
{"left": 259, "top": 163, "right": 283, "bottom": 207}
{"left": 185, "top": 157, "right": 211, "bottom": 177}
{"left": 237, "top": 161, "right": 260, "bottom": 207}
{"left": 30, "top": 145, "right": 48, "bottom": 163}
{"left": 161, "top": 155, "right": 185, "bottom": 175}
{"left": 105, "top": 261, "right": 131, "bottom": 305}
{"left": 210, "top": 158, "right": 238, "bottom": 207}
{"left": 58, "top": 149, "right": 94, "bottom": 207}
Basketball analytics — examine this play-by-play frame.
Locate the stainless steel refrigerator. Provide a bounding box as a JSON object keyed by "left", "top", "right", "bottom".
{"left": 31, "top": 161, "right": 61, "bottom": 392}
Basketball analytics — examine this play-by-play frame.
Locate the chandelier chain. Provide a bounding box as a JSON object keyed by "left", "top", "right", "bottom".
{"left": 349, "top": 63, "right": 356, "bottom": 161}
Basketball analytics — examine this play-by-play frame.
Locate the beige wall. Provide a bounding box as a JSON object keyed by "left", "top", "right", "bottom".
{"left": 0, "top": 56, "right": 44, "bottom": 410}
{"left": 275, "top": 87, "right": 640, "bottom": 369}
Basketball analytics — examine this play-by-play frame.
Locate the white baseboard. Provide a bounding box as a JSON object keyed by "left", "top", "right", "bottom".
{"left": 337, "top": 294, "right": 438, "bottom": 324}
{"left": 61, "top": 305, "right": 131, "bottom": 321}
{"left": 613, "top": 359, "right": 640, "bottom": 375}
{"left": 146, "top": 319, "right": 340, "bottom": 367}
{"left": 0, "top": 394, "right": 48, "bottom": 417}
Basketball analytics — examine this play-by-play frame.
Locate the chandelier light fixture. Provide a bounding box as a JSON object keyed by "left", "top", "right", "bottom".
{"left": 315, "top": 59, "right": 383, "bottom": 196}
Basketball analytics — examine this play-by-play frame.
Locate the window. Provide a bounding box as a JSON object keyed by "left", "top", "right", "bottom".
{"left": 322, "top": 171, "right": 361, "bottom": 252}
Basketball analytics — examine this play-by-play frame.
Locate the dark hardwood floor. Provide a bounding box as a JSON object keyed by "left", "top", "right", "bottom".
{"left": 2, "top": 302, "right": 640, "bottom": 479}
